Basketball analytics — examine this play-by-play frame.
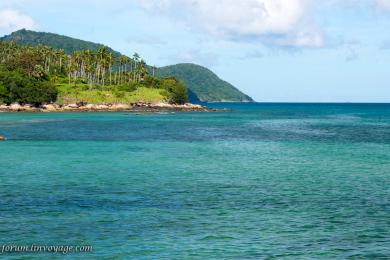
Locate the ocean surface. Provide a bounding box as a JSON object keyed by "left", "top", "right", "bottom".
{"left": 0, "top": 103, "right": 389, "bottom": 259}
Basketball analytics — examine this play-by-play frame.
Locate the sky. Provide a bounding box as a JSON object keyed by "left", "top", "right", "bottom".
{"left": 0, "top": 0, "right": 390, "bottom": 102}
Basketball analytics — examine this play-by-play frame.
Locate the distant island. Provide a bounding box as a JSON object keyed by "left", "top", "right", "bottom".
{"left": 0, "top": 29, "right": 253, "bottom": 110}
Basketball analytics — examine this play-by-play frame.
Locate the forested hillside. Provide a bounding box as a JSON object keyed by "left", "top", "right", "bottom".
{"left": 157, "top": 63, "right": 253, "bottom": 102}
{"left": 0, "top": 29, "right": 120, "bottom": 56}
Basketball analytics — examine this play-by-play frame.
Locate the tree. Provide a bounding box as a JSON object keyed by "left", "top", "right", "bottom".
{"left": 152, "top": 65, "right": 157, "bottom": 77}
{"left": 133, "top": 52, "right": 140, "bottom": 82}
{"left": 138, "top": 59, "right": 147, "bottom": 82}
{"left": 161, "top": 77, "right": 188, "bottom": 104}
{"left": 119, "top": 55, "right": 127, "bottom": 85}
{"left": 97, "top": 46, "right": 108, "bottom": 86}
{"left": 0, "top": 66, "right": 57, "bottom": 105}
{"left": 108, "top": 53, "right": 113, "bottom": 85}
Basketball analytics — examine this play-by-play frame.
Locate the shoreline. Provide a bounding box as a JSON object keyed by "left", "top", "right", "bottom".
{"left": 0, "top": 102, "right": 221, "bottom": 113}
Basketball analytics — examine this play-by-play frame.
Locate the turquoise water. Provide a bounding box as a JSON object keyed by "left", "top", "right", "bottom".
{"left": 0, "top": 103, "right": 389, "bottom": 259}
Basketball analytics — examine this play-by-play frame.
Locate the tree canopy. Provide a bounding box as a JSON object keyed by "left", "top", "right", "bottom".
{"left": 0, "top": 41, "right": 188, "bottom": 105}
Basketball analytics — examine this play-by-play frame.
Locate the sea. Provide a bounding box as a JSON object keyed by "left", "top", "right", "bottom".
{"left": 0, "top": 103, "right": 389, "bottom": 259}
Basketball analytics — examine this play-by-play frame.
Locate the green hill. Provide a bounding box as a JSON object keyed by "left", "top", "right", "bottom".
{"left": 157, "top": 64, "right": 253, "bottom": 102}
{"left": 1, "top": 30, "right": 253, "bottom": 102}
{"left": 0, "top": 29, "right": 120, "bottom": 56}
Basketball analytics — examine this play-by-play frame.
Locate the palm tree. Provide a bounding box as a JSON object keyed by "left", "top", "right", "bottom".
{"left": 133, "top": 52, "right": 140, "bottom": 82}
{"left": 97, "top": 46, "right": 108, "bottom": 86}
{"left": 138, "top": 59, "right": 147, "bottom": 82}
{"left": 57, "top": 49, "right": 65, "bottom": 68}
{"left": 119, "top": 55, "right": 127, "bottom": 84}
{"left": 83, "top": 50, "right": 94, "bottom": 88}
{"left": 108, "top": 53, "right": 113, "bottom": 85}
{"left": 152, "top": 65, "right": 157, "bottom": 77}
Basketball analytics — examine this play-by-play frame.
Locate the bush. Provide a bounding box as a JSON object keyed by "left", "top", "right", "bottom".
{"left": 0, "top": 83, "right": 7, "bottom": 104}
{"left": 160, "top": 78, "right": 188, "bottom": 104}
{"left": 0, "top": 66, "right": 58, "bottom": 106}
{"left": 143, "top": 75, "right": 161, "bottom": 88}
{"left": 116, "top": 82, "right": 138, "bottom": 92}
{"left": 113, "top": 90, "right": 125, "bottom": 98}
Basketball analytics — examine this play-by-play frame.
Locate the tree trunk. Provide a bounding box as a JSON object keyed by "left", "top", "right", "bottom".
{"left": 109, "top": 65, "right": 112, "bottom": 85}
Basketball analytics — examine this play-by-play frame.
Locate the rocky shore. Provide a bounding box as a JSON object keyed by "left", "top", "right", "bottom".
{"left": 0, "top": 102, "right": 219, "bottom": 113}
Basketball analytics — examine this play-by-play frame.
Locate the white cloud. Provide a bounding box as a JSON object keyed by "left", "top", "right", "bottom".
{"left": 376, "top": 0, "right": 390, "bottom": 9}
{"left": 0, "top": 8, "right": 37, "bottom": 33}
{"left": 139, "top": 0, "right": 324, "bottom": 48}
{"left": 266, "top": 27, "right": 324, "bottom": 48}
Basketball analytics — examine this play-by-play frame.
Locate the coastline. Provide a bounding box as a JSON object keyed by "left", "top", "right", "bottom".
{"left": 0, "top": 102, "right": 220, "bottom": 113}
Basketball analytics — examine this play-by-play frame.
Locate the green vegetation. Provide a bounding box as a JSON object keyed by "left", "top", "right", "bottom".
{"left": 1, "top": 30, "right": 253, "bottom": 103}
{"left": 56, "top": 85, "right": 166, "bottom": 105}
{"left": 0, "top": 65, "right": 57, "bottom": 105}
{"left": 157, "top": 63, "right": 253, "bottom": 102}
{"left": 0, "top": 40, "right": 187, "bottom": 106}
{"left": 0, "top": 29, "right": 121, "bottom": 56}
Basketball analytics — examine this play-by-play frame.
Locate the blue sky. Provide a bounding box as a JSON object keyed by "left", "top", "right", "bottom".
{"left": 0, "top": 0, "right": 390, "bottom": 102}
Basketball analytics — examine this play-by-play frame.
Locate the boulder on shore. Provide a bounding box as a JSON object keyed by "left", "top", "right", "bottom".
{"left": 110, "top": 104, "right": 131, "bottom": 110}
{"left": 42, "top": 104, "right": 60, "bottom": 111}
{"left": 0, "top": 135, "right": 5, "bottom": 141}
{"left": 0, "top": 102, "right": 213, "bottom": 112}
{"left": 151, "top": 102, "right": 204, "bottom": 110}
{"left": 96, "top": 104, "right": 109, "bottom": 110}
{"left": 1, "top": 103, "right": 39, "bottom": 112}
{"left": 153, "top": 102, "right": 173, "bottom": 108}
{"left": 65, "top": 104, "right": 79, "bottom": 109}
{"left": 9, "top": 103, "right": 22, "bottom": 111}
{"left": 85, "top": 104, "right": 97, "bottom": 110}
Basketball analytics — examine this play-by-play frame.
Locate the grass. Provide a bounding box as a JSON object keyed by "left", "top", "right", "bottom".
{"left": 56, "top": 84, "right": 167, "bottom": 105}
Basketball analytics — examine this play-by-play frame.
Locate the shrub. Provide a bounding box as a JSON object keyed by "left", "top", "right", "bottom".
{"left": 0, "top": 66, "right": 57, "bottom": 106}
{"left": 0, "top": 83, "right": 7, "bottom": 104}
{"left": 160, "top": 78, "right": 188, "bottom": 104}
{"left": 116, "top": 82, "right": 138, "bottom": 92}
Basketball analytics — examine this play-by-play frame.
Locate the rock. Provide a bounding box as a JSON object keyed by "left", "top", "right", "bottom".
{"left": 96, "top": 104, "right": 109, "bottom": 110}
{"left": 183, "top": 103, "right": 203, "bottom": 109}
{"left": 67, "top": 104, "right": 79, "bottom": 109}
{"left": 85, "top": 104, "right": 97, "bottom": 110}
{"left": 0, "top": 104, "right": 9, "bottom": 111}
{"left": 0, "top": 103, "right": 41, "bottom": 112}
{"left": 21, "top": 104, "right": 38, "bottom": 112}
{"left": 63, "top": 104, "right": 79, "bottom": 110}
{"left": 1, "top": 101, "right": 212, "bottom": 113}
{"left": 135, "top": 102, "right": 150, "bottom": 107}
{"left": 110, "top": 104, "right": 131, "bottom": 110}
{"left": 42, "top": 104, "right": 59, "bottom": 111}
{"left": 153, "top": 102, "right": 173, "bottom": 108}
{"left": 0, "top": 135, "right": 5, "bottom": 141}
{"left": 9, "top": 103, "right": 22, "bottom": 111}
{"left": 76, "top": 101, "right": 88, "bottom": 107}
